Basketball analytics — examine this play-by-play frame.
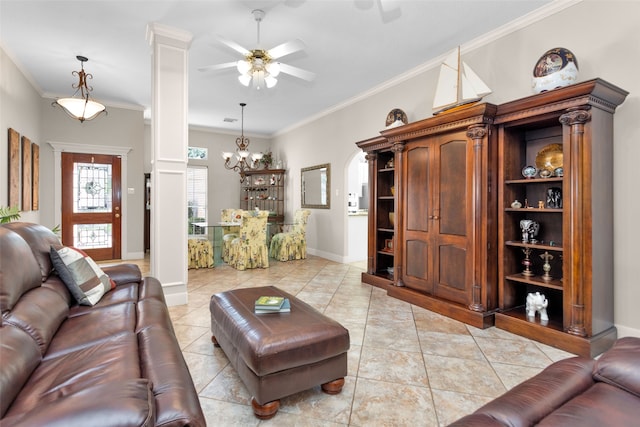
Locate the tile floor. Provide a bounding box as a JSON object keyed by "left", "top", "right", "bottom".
{"left": 134, "top": 255, "right": 575, "bottom": 426}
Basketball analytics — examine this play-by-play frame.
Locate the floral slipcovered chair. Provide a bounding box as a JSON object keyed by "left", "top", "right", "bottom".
{"left": 221, "top": 208, "right": 243, "bottom": 262}
{"left": 187, "top": 238, "right": 214, "bottom": 269}
{"left": 269, "top": 209, "right": 311, "bottom": 261}
{"left": 228, "top": 209, "right": 269, "bottom": 270}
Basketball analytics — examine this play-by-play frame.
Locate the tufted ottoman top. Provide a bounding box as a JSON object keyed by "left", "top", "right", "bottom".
{"left": 210, "top": 286, "right": 350, "bottom": 376}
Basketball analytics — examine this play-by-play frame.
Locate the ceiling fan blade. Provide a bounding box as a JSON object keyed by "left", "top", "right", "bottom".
{"left": 278, "top": 62, "right": 316, "bottom": 82}
{"left": 198, "top": 62, "right": 238, "bottom": 72}
{"left": 268, "top": 39, "right": 305, "bottom": 59}
{"left": 216, "top": 35, "right": 250, "bottom": 56}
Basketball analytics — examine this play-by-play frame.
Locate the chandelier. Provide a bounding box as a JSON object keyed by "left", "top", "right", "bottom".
{"left": 221, "top": 103, "right": 264, "bottom": 180}
{"left": 52, "top": 55, "right": 107, "bottom": 122}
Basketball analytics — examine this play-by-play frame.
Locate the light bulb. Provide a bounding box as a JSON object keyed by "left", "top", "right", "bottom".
{"left": 236, "top": 60, "right": 251, "bottom": 74}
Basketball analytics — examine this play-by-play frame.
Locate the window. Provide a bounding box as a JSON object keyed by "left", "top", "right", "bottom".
{"left": 187, "top": 166, "right": 207, "bottom": 235}
{"left": 188, "top": 146, "right": 208, "bottom": 160}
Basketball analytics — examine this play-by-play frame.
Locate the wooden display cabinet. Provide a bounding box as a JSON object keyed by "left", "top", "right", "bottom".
{"left": 495, "top": 79, "right": 628, "bottom": 357}
{"left": 240, "top": 169, "right": 285, "bottom": 223}
{"left": 356, "top": 136, "right": 396, "bottom": 289}
{"left": 357, "top": 104, "right": 499, "bottom": 329}
{"left": 383, "top": 103, "right": 498, "bottom": 329}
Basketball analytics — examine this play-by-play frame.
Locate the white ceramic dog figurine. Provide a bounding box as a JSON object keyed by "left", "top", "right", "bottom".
{"left": 526, "top": 292, "right": 549, "bottom": 321}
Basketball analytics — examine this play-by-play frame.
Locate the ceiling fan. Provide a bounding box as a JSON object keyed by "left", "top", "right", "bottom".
{"left": 198, "top": 9, "right": 315, "bottom": 90}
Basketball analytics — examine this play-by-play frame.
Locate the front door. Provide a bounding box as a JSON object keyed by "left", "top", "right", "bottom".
{"left": 61, "top": 152, "right": 122, "bottom": 261}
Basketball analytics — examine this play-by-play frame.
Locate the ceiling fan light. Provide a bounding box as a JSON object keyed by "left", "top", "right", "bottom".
{"left": 253, "top": 70, "right": 265, "bottom": 90}
{"left": 237, "top": 60, "right": 251, "bottom": 74}
{"left": 266, "top": 62, "right": 280, "bottom": 77}
{"left": 265, "top": 75, "right": 278, "bottom": 88}
{"left": 238, "top": 74, "right": 251, "bottom": 86}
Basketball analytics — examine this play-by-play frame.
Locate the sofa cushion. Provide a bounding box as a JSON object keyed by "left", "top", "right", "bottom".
{"left": 593, "top": 336, "right": 640, "bottom": 397}
{"left": 2, "top": 222, "right": 61, "bottom": 282}
{"left": 2, "top": 286, "right": 69, "bottom": 355}
{"left": 0, "top": 326, "right": 41, "bottom": 417}
{"left": 50, "top": 246, "right": 115, "bottom": 306}
{"left": 8, "top": 332, "right": 142, "bottom": 417}
{"left": 0, "top": 227, "right": 43, "bottom": 316}
{"left": 1, "top": 378, "right": 155, "bottom": 427}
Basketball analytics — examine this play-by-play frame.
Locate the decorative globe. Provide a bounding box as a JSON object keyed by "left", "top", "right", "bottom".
{"left": 532, "top": 47, "right": 579, "bottom": 93}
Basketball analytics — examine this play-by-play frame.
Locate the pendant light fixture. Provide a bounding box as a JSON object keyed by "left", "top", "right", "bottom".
{"left": 221, "top": 103, "right": 264, "bottom": 180}
{"left": 52, "top": 55, "right": 107, "bottom": 122}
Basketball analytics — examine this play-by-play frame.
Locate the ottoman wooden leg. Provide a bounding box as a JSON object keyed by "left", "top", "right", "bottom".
{"left": 211, "top": 335, "right": 220, "bottom": 347}
{"left": 321, "top": 377, "right": 345, "bottom": 395}
{"left": 251, "top": 398, "right": 280, "bottom": 419}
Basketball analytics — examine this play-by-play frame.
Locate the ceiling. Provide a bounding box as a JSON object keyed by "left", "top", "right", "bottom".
{"left": 0, "top": 0, "right": 551, "bottom": 137}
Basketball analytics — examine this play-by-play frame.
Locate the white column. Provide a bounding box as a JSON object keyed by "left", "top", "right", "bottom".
{"left": 146, "top": 23, "right": 192, "bottom": 305}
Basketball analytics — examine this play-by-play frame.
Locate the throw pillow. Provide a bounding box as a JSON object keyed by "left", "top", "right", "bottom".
{"left": 50, "top": 245, "right": 116, "bottom": 306}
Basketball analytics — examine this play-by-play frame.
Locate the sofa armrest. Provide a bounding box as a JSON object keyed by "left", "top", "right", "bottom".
{"left": 593, "top": 336, "right": 640, "bottom": 397}
{"left": 102, "top": 263, "right": 142, "bottom": 286}
{"left": 449, "top": 357, "right": 596, "bottom": 427}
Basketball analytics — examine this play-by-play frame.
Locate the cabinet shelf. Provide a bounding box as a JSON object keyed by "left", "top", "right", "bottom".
{"left": 378, "top": 227, "right": 394, "bottom": 233}
{"left": 497, "top": 306, "right": 564, "bottom": 332}
{"left": 505, "top": 241, "right": 563, "bottom": 251}
{"left": 240, "top": 169, "right": 285, "bottom": 222}
{"left": 505, "top": 273, "right": 564, "bottom": 290}
{"left": 506, "top": 177, "right": 563, "bottom": 185}
{"left": 377, "top": 250, "right": 394, "bottom": 256}
{"left": 379, "top": 167, "right": 394, "bottom": 173}
{"left": 505, "top": 208, "right": 562, "bottom": 213}
{"left": 378, "top": 196, "right": 394, "bottom": 200}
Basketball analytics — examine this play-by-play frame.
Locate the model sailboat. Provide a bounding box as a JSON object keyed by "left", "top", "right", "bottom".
{"left": 432, "top": 47, "right": 492, "bottom": 114}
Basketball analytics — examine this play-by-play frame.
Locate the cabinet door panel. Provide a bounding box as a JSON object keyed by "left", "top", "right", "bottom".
{"left": 438, "top": 139, "right": 467, "bottom": 236}
{"left": 403, "top": 239, "right": 430, "bottom": 292}
{"left": 406, "top": 145, "right": 430, "bottom": 232}
{"left": 434, "top": 243, "right": 469, "bottom": 304}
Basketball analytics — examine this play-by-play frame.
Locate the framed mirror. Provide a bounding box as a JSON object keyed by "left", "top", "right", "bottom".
{"left": 301, "top": 163, "right": 330, "bottom": 209}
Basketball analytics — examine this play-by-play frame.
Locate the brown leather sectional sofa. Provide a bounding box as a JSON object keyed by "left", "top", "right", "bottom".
{"left": 449, "top": 336, "right": 640, "bottom": 426}
{"left": 0, "top": 222, "right": 205, "bottom": 426}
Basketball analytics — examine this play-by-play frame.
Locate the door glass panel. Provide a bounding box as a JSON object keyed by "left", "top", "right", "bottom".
{"left": 74, "top": 162, "right": 112, "bottom": 213}
{"left": 73, "top": 223, "right": 112, "bottom": 249}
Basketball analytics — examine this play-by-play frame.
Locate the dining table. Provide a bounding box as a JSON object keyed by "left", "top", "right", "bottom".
{"left": 191, "top": 221, "right": 290, "bottom": 265}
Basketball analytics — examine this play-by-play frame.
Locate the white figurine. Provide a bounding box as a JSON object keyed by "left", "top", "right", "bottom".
{"left": 526, "top": 292, "right": 549, "bottom": 321}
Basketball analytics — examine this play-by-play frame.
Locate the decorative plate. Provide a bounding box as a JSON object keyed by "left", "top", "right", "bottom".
{"left": 385, "top": 108, "right": 408, "bottom": 127}
{"left": 522, "top": 165, "right": 538, "bottom": 179}
{"left": 535, "top": 143, "right": 563, "bottom": 172}
{"left": 539, "top": 169, "right": 552, "bottom": 179}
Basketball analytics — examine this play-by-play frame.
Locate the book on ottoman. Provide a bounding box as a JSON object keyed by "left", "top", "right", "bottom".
{"left": 255, "top": 296, "right": 290, "bottom": 314}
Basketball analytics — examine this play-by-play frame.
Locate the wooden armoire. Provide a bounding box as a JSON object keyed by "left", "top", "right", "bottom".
{"left": 357, "top": 103, "right": 499, "bottom": 328}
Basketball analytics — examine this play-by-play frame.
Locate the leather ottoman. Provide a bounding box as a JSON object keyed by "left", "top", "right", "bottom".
{"left": 210, "top": 286, "right": 350, "bottom": 419}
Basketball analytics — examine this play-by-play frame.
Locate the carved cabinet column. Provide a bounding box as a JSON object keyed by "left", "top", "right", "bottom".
{"left": 560, "top": 107, "right": 592, "bottom": 337}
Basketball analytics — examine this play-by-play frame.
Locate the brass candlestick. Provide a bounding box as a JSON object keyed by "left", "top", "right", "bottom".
{"left": 540, "top": 251, "right": 554, "bottom": 281}
{"left": 522, "top": 247, "right": 534, "bottom": 277}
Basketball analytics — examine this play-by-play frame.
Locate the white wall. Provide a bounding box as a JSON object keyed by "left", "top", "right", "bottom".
{"left": 271, "top": 1, "right": 640, "bottom": 334}
{"left": 0, "top": 48, "right": 42, "bottom": 224}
